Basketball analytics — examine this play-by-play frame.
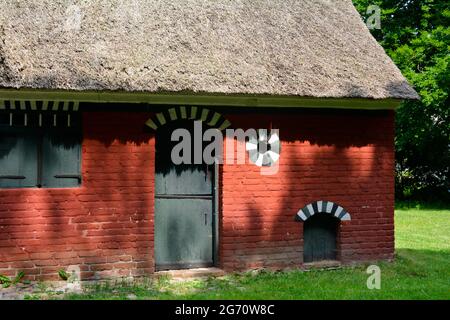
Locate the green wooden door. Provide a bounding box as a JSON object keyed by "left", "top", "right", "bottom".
{"left": 155, "top": 121, "right": 214, "bottom": 270}
{"left": 304, "top": 213, "right": 338, "bottom": 263}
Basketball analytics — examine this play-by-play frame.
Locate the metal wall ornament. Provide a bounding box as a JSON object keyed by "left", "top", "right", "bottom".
{"left": 246, "top": 129, "right": 281, "bottom": 167}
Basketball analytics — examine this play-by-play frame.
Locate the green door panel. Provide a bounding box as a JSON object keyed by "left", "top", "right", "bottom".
{"left": 304, "top": 213, "right": 338, "bottom": 263}
{"left": 0, "top": 132, "right": 38, "bottom": 188}
{"left": 155, "top": 198, "right": 213, "bottom": 270}
{"left": 155, "top": 165, "right": 213, "bottom": 195}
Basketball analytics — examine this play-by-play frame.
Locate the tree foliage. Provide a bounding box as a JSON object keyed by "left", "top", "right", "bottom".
{"left": 353, "top": 0, "right": 450, "bottom": 200}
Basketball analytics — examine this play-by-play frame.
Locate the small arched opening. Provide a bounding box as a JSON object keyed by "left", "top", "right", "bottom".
{"left": 296, "top": 201, "right": 351, "bottom": 263}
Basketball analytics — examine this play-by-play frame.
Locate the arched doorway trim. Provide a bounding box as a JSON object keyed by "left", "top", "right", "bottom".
{"left": 145, "top": 106, "right": 231, "bottom": 131}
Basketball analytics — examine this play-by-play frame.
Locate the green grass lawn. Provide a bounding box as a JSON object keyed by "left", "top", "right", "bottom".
{"left": 63, "top": 207, "right": 449, "bottom": 300}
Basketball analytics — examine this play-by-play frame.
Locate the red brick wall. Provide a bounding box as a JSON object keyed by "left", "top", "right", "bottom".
{"left": 0, "top": 112, "right": 155, "bottom": 280}
{"left": 219, "top": 109, "right": 395, "bottom": 270}
{"left": 0, "top": 109, "right": 395, "bottom": 280}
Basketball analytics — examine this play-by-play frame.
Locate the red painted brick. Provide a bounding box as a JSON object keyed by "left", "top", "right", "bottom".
{"left": 0, "top": 110, "right": 395, "bottom": 279}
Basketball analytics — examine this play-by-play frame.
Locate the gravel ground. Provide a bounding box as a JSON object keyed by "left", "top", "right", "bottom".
{"left": 0, "top": 281, "right": 83, "bottom": 300}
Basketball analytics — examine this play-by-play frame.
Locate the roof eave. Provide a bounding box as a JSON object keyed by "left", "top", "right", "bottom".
{"left": 0, "top": 88, "right": 405, "bottom": 110}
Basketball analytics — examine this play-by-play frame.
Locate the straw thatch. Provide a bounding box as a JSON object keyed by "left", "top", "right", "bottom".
{"left": 0, "top": 0, "right": 419, "bottom": 99}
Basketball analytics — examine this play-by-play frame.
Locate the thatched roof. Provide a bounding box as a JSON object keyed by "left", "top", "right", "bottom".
{"left": 0, "top": 0, "right": 418, "bottom": 100}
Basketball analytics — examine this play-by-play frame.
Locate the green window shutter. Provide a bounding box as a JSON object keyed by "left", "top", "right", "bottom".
{"left": 41, "top": 131, "right": 81, "bottom": 188}
{"left": 0, "top": 131, "right": 38, "bottom": 188}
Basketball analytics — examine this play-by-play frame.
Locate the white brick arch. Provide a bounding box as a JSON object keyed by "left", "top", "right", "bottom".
{"left": 296, "top": 201, "right": 351, "bottom": 222}
{"left": 145, "top": 106, "right": 231, "bottom": 131}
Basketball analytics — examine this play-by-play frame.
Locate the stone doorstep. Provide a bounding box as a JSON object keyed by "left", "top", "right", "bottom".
{"left": 302, "top": 260, "right": 342, "bottom": 270}
{"left": 155, "top": 267, "right": 226, "bottom": 280}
